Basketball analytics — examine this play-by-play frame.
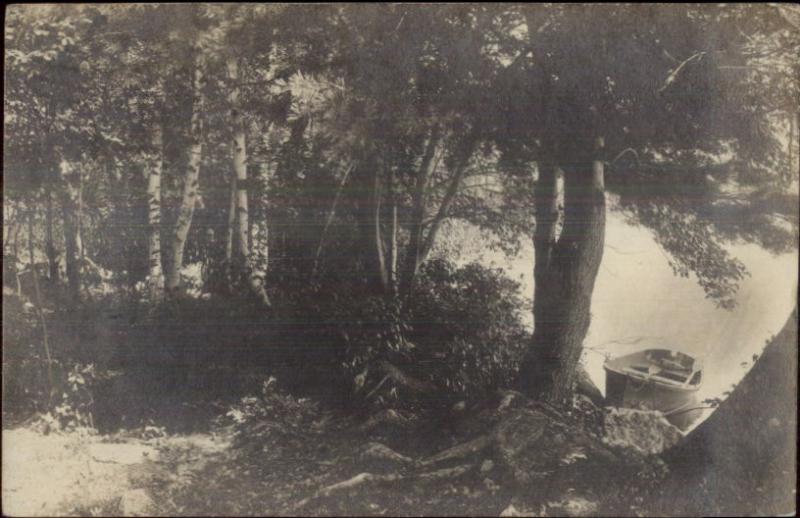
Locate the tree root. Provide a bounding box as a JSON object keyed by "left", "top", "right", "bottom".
{"left": 290, "top": 464, "right": 474, "bottom": 510}
{"left": 291, "top": 472, "right": 401, "bottom": 510}
{"left": 416, "top": 463, "right": 472, "bottom": 479}
{"left": 357, "top": 409, "right": 413, "bottom": 433}
{"left": 379, "top": 360, "right": 436, "bottom": 394}
{"left": 361, "top": 442, "right": 413, "bottom": 465}
{"left": 417, "top": 435, "right": 491, "bottom": 468}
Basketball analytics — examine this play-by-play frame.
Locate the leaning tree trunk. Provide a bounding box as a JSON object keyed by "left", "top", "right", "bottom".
{"left": 311, "top": 162, "right": 354, "bottom": 279}
{"left": 400, "top": 129, "right": 441, "bottom": 300}
{"left": 518, "top": 138, "right": 606, "bottom": 405}
{"left": 417, "top": 140, "right": 476, "bottom": 266}
{"left": 228, "top": 57, "right": 270, "bottom": 307}
{"left": 145, "top": 121, "right": 165, "bottom": 301}
{"left": 659, "top": 308, "right": 797, "bottom": 515}
{"left": 165, "top": 52, "right": 205, "bottom": 295}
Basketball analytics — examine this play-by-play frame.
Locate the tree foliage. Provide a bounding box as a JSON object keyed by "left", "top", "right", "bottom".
{"left": 4, "top": 4, "right": 797, "bottom": 408}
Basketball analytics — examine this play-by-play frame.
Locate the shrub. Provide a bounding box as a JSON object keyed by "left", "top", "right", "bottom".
{"left": 3, "top": 291, "right": 48, "bottom": 420}
{"left": 408, "top": 259, "right": 530, "bottom": 401}
{"left": 340, "top": 259, "right": 531, "bottom": 410}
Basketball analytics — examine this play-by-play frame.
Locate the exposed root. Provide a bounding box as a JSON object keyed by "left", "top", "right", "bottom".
{"left": 417, "top": 435, "right": 491, "bottom": 468}
{"left": 379, "top": 360, "right": 436, "bottom": 394}
{"left": 360, "top": 442, "right": 413, "bottom": 465}
{"left": 357, "top": 409, "right": 413, "bottom": 433}
{"left": 416, "top": 464, "right": 472, "bottom": 479}
{"left": 291, "top": 472, "right": 400, "bottom": 510}
{"left": 290, "top": 464, "right": 474, "bottom": 510}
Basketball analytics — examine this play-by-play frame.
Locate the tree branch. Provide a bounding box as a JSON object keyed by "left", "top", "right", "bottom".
{"left": 657, "top": 51, "right": 706, "bottom": 94}
{"left": 419, "top": 148, "right": 476, "bottom": 264}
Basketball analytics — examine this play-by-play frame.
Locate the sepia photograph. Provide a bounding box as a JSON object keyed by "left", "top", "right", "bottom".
{"left": 3, "top": 4, "right": 798, "bottom": 516}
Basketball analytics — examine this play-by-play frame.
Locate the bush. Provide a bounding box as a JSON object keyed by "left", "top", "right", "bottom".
{"left": 408, "top": 259, "right": 530, "bottom": 401}
{"left": 339, "top": 259, "right": 531, "bottom": 410}
{"left": 2, "top": 291, "right": 54, "bottom": 421}
{"left": 223, "top": 375, "right": 325, "bottom": 450}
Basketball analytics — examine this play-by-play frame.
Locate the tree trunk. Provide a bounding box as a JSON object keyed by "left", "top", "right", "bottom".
{"left": 418, "top": 141, "right": 476, "bottom": 265}
{"left": 77, "top": 167, "right": 84, "bottom": 266}
{"left": 9, "top": 214, "right": 23, "bottom": 295}
{"left": 311, "top": 162, "right": 354, "bottom": 279}
{"left": 660, "top": 309, "right": 797, "bottom": 515}
{"left": 146, "top": 121, "right": 164, "bottom": 301}
{"left": 165, "top": 52, "right": 205, "bottom": 295}
{"left": 28, "top": 211, "right": 54, "bottom": 407}
{"left": 224, "top": 169, "right": 237, "bottom": 291}
{"left": 400, "top": 129, "right": 441, "bottom": 300}
{"left": 518, "top": 138, "right": 606, "bottom": 405}
{"left": 228, "top": 57, "right": 270, "bottom": 307}
{"left": 373, "top": 166, "right": 389, "bottom": 293}
{"left": 522, "top": 161, "right": 564, "bottom": 396}
{"left": 59, "top": 160, "right": 82, "bottom": 302}
{"left": 386, "top": 162, "right": 399, "bottom": 296}
{"left": 354, "top": 159, "right": 388, "bottom": 296}
{"left": 45, "top": 188, "right": 59, "bottom": 283}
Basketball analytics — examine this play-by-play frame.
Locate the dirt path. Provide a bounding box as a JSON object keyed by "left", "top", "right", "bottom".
{"left": 1, "top": 427, "right": 232, "bottom": 516}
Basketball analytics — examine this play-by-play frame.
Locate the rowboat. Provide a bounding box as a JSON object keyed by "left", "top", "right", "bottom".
{"left": 604, "top": 349, "right": 704, "bottom": 431}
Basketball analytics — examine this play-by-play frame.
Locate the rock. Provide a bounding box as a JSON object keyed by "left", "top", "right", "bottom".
{"left": 573, "top": 395, "right": 605, "bottom": 437}
{"left": 500, "top": 502, "right": 537, "bottom": 517}
{"left": 120, "top": 488, "right": 153, "bottom": 516}
{"left": 480, "top": 459, "right": 494, "bottom": 473}
{"left": 603, "top": 407, "right": 683, "bottom": 456}
{"left": 546, "top": 494, "right": 598, "bottom": 516}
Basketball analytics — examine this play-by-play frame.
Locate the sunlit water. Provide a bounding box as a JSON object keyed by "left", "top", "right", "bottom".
{"left": 456, "top": 211, "right": 797, "bottom": 428}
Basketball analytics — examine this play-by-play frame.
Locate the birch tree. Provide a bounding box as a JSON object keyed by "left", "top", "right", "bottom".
{"left": 226, "top": 57, "right": 271, "bottom": 306}
{"left": 165, "top": 49, "right": 205, "bottom": 295}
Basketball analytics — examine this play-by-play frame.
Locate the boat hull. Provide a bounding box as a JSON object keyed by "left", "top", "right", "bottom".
{"left": 603, "top": 349, "right": 704, "bottom": 431}
{"left": 605, "top": 369, "right": 702, "bottom": 430}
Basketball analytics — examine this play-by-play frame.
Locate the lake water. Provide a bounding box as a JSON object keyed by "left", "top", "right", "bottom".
{"left": 459, "top": 210, "right": 797, "bottom": 424}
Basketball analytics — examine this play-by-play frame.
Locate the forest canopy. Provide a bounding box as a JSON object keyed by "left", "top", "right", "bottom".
{"left": 4, "top": 4, "right": 798, "bottom": 410}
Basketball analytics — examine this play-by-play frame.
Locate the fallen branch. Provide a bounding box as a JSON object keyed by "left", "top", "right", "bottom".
{"left": 657, "top": 51, "right": 706, "bottom": 94}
